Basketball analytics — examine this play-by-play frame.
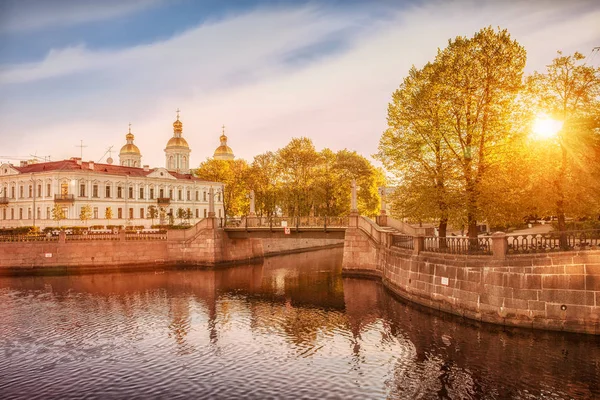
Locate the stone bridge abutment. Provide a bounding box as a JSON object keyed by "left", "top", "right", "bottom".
{"left": 342, "top": 215, "right": 600, "bottom": 335}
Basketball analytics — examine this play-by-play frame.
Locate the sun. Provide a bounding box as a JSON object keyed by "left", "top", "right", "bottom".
{"left": 532, "top": 114, "right": 563, "bottom": 140}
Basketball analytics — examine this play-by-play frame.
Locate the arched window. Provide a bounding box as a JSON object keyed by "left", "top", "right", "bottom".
{"left": 169, "top": 156, "right": 174, "bottom": 169}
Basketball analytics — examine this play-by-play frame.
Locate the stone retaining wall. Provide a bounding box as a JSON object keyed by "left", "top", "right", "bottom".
{"left": 342, "top": 216, "right": 600, "bottom": 335}
{"left": 0, "top": 218, "right": 344, "bottom": 273}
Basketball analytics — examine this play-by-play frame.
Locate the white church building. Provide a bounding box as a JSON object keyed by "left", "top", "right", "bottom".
{"left": 0, "top": 112, "right": 229, "bottom": 229}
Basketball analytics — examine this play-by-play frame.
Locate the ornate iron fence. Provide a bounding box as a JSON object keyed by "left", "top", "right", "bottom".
{"left": 125, "top": 231, "right": 168, "bottom": 241}
{"left": 221, "top": 216, "right": 350, "bottom": 230}
{"left": 424, "top": 236, "right": 492, "bottom": 255}
{"left": 66, "top": 232, "right": 119, "bottom": 241}
{"left": 507, "top": 229, "right": 600, "bottom": 254}
{"left": 0, "top": 234, "right": 59, "bottom": 242}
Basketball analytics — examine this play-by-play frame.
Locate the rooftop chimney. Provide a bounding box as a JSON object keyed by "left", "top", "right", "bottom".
{"left": 143, "top": 165, "right": 149, "bottom": 172}
{"left": 89, "top": 161, "right": 94, "bottom": 170}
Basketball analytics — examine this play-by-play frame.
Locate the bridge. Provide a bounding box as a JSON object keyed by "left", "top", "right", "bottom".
{"left": 220, "top": 216, "right": 349, "bottom": 239}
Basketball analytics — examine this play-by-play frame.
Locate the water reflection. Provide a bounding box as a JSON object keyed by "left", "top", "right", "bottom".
{"left": 0, "top": 248, "right": 598, "bottom": 399}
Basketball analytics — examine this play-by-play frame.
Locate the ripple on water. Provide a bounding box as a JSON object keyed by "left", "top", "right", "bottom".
{"left": 0, "top": 253, "right": 599, "bottom": 400}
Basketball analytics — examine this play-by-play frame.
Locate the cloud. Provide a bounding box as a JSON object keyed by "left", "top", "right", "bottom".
{"left": 0, "top": 0, "right": 599, "bottom": 170}
{"left": 0, "top": 0, "right": 163, "bottom": 33}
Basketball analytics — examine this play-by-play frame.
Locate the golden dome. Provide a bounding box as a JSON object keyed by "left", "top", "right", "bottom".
{"left": 120, "top": 124, "right": 141, "bottom": 155}
{"left": 214, "top": 145, "right": 234, "bottom": 156}
{"left": 166, "top": 136, "right": 189, "bottom": 148}
{"left": 120, "top": 143, "right": 141, "bottom": 155}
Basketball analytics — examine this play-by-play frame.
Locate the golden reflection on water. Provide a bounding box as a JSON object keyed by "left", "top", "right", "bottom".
{"left": 0, "top": 248, "right": 599, "bottom": 399}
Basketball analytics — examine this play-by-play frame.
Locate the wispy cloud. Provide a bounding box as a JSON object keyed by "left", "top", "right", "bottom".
{"left": 0, "top": 0, "right": 598, "bottom": 168}
{"left": 0, "top": 0, "right": 163, "bottom": 33}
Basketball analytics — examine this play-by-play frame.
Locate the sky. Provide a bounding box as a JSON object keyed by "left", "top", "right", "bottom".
{"left": 0, "top": 0, "right": 599, "bottom": 168}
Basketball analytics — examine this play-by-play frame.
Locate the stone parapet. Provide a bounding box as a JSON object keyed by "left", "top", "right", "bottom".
{"left": 342, "top": 219, "right": 600, "bottom": 335}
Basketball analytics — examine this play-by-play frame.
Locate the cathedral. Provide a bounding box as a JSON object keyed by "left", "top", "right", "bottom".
{"left": 0, "top": 112, "right": 235, "bottom": 229}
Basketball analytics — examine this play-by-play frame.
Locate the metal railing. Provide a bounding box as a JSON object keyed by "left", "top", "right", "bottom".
{"left": 66, "top": 232, "right": 119, "bottom": 241}
{"left": 391, "top": 234, "right": 414, "bottom": 250}
{"left": 54, "top": 194, "right": 75, "bottom": 202}
{"left": 424, "top": 236, "right": 492, "bottom": 255}
{"left": 507, "top": 229, "right": 600, "bottom": 254}
{"left": 0, "top": 233, "right": 59, "bottom": 242}
{"left": 220, "top": 215, "right": 350, "bottom": 230}
{"left": 125, "top": 231, "right": 167, "bottom": 241}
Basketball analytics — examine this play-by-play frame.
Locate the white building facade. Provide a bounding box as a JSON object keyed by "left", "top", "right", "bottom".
{"left": 0, "top": 113, "right": 225, "bottom": 229}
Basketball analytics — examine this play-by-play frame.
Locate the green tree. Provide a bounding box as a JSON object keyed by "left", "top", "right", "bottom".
{"left": 147, "top": 205, "right": 158, "bottom": 225}
{"left": 276, "top": 137, "right": 321, "bottom": 216}
{"left": 105, "top": 206, "right": 113, "bottom": 222}
{"left": 176, "top": 207, "right": 186, "bottom": 224}
{"left": 79, "top": 204, "right": 92, "bottom": 225}
{"left": 195, "top": 159, "right": 249, "bottom": 217}
{"left": 377, "top": 62, "right": 459, "bottom": 236}
{"left": 247, "top": 151, "right": 280, "bottom": 216}
{"left": 51, "top": 204, "right": 66, "bottom": 227}
{"left": 526, "top": 51, "right": 600, "bottom": 232}
{"left": 433, "top": 26, "right": 526, "bottom": 238}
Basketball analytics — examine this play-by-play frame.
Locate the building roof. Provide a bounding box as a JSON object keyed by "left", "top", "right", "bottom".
{"left": 11, "top": 159, "right": 216, "bottom": 183}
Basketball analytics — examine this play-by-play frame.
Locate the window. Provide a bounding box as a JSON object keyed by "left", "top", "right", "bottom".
{"left": 36, "top": 207, "right": 40, "bottom": 219}
{"left": 11, "top": 208, "right": 14, "bottom": 219}
{"left": 204, "top": 209, "right": 207, "bottom": 218}
{"left": 217, "top": 192, "right": 221, "bottom": 202}
{"left": 178, "top": 190, "right": 182, "bottom": 201}
{"left": 150, "top": 188, "right": 155, "bottom": 200}
{"left": 195, "top": 209, "right": 199, "bottom": 218}
{"left": 46, "top": 207, "right": 50, "bottom": 219}
{"left": 139, "top": 188, "right": 144, "bottom": 199}
{"left": 46, "top": 183, "right": 51, "bottom": 197}
{"left": 2, "top": 208, "right": 5, "bottom": 220}
{"left": 169, "top": 189, "right": 173, "bottom": 199}
{"left": 195, "top": 191, "right": 199, "bottom": 201}
{"left": 79, "top": 183, "right": 86, "bottom": 197}
{"left": 203, "top": 191, "right": 207, "bottom": 201}
{"left": 19, "top": 208, "right": 23, "bottom": 219}
{"left": 106, "top": 185, "right": 111, "bottom": 198}
{"left": 140, "top": 208, "right": 144, "bottom": 218}
{"left": 128, "top": 187, "right": 133, "bottom": 199}
{"left": 28, "top": 185, "right": 32, "bottom": 198}
{"left": 37, "top": 184, "right": 41, "bottom": 197}
{"left": 93, "top": 184, "right": 99, "bottom": 198}
{"left": 117, "top": 208, "right": 122, "bottom": 219}
{"left": 19, "top": 186, "right": 23, "bottom": 198}
{"left": 187, "top": 191, "right": 191, "bottom": 201}
{"left": 93, "top": 207, "right": 98, "bottom": 219}
{"left": 61, "top": 183, "right": 68, "bottom": 196}
{"left": 28, "top": 208, "right": 32, "bottom": 219}
{"left": 11, "top": 186, "right": 15, "bottom": 199}
{"left": 159, "top": 189, "right": 164, "bottom": 198}
{"left": 129, "top": 208, "right": 134, "bottom": 219}
{"left": 117, "top": 186, "right": 123, "bottom": 199}
{"left": 218, "top": 209, "right": 221, "bottom": 218}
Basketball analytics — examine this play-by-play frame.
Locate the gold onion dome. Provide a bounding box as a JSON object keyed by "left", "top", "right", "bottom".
{"left": 120, "top": 124, "right": 141, "bottom": 155}
{"left": 213, "top": 125, "right": 234, "bottom": 158}
{"left": 166, "top": 108, "right": 189, "bottom": 149}
{"left": 166, "top": 136, "right": 189, "bottom": 148}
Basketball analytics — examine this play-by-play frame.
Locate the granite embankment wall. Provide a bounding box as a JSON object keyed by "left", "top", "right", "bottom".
{"left": 342, "top": 215, "right": 600, "bottom": 335}
{"left": 0, "top": 218, "right": 343, "bottom": 273}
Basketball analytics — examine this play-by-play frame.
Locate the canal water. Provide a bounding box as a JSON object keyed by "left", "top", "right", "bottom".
{"left": 0, "top": 248, "right": 598, "bottom": 399}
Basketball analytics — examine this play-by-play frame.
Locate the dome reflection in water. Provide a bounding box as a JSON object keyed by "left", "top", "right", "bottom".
{"left": 0, "top": 248, "right": 598, "bottom": 399}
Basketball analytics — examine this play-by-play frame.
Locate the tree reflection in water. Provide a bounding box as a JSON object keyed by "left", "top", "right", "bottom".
{"left": 0, "top": 248, "right": 598, "bottom": 399}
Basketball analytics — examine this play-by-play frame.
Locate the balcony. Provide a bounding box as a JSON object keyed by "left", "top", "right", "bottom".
{"left": 157, "top": 197, "right": 171, "bottom": 205}
{"left": 0, "top": 196, "right": 8, "bottom": 205}
{"left": 54, "top": 194, "right": 75, "bottom": 203}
